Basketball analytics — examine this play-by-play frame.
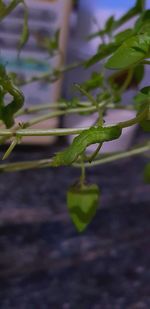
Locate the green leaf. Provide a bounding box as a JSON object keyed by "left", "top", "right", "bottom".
{"left": 134, "top": 10, "right": 150, "bottom": 34}
{"left": 96, "top": 91, "right": 111, "bottom": 103}
{"left": 144, "top": 163, "right": 150, "bottom": 184}
{"left": 0, "top": 1, "right": 6, "bottom": 16}
{"left": 47, "top": 29, "right": 60, "bottom": 55}
{"left": 0, "top": 0, "right": 22, "bottom": 20}
{"left": 67, "top": 183, "right": 100, "bottom": 232}
{"left": 105, "top": 16, "right": 115, "bottom": 34}
{"left": 0, "top": 1, "right": 29, "bottom": 51}
{"left": 36, "top": 29, "right": 60, "bottom": 56}
{"left": 114, "top": 0, "right": 145, "bottom": 30}
{"left": 134, "top": 86, "right": 150, "bottom": 105}
{"left": 115, "top": 29, "right": 133, "bottom": 44}
{"left": 87, "top": 0, "right": 145, "bottom": 42}
{"left": 105, "top": 34, "right": 150, "bottom": 70}
{"left": 0, "top": 64, "right": 24, "bottom": 128}
{"left": 85, "top": 42, "right": 119, "bottom": 68}
{"left": 134, "top": 87, "right": 150, "bottom": 131}
{"left": 81, "top": 72, "right": 103, "bottom": 92}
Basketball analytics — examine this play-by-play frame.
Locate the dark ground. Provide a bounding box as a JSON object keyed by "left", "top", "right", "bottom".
{"left": 0, "top": 130, "right": 149, "bottom": 309}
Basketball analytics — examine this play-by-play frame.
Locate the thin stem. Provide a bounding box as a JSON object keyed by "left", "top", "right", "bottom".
{"left": 0, "top": 102, "right": 133, "bottom": 127}
{"left": 0, "top": 158, "right": 52, "bottom": 172}
{"left": 16, "top": 103, "right": 67, "bottom": 116}
{"left": 87, "top": 143, "right": 103, "bottom": 163}
{"left": 80, "top": 155, "right": 86, "bottom": 187}
{"left": 87, "top": 3, "right": 142, "bottom": 41}
{"left": 75, "top": 84, "right": 104, "bottom": 126}
{"left": 15, "top": 101, "right": 92, "bottom": 116}
{"left": 18, "top": 61, "right": 84, "bottom": 86}
{"left": 0, "top": 100, "right": 110, "bottom": 143}
{"left": 0, "top": 143, "right": 149, "bottom": 173}
{"left": 23, "top": 105, "right": 97, "bottom": 127}
{"left": 74, "top": 143, "right": 150, "bottom": 168}
{"left": 0, "top": 105, "right": 148, "bottom": 139}
{"left": 24, "top": 98, "right": 111, "bottom": 127}
{"left": 120, "top": 69, "right": 133, "bottom": 93}
{"left": 114, "top": 1, "right": 145, "bottom": 29}
{"left": 0, "top": 127, "right": 89, "bottom": 138}
{"left": 24, "top": 110, "right": 67, "bottom": 127}
{"left": 118, "top": 106, "right": 148, "bottom": 129}
{"left": 2, "top": 139, "right": 18, "bottom": 160}
{"left": 142, "top": 60, "right": 150, "bottom": 65}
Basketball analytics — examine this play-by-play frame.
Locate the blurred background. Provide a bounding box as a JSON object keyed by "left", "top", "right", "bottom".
{"left": 0, "top": 1, "right": 150, "bottom": 308}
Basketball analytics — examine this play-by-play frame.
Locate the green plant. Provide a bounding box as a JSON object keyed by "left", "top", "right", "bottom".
{"left": 0, "top": 0, "right": 150, "bottom": 232}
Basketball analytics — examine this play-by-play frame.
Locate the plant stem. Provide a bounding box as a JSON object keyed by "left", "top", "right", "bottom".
{"left": 87, "top": 143, "right": 103, "bottom": 163}
{"left": 23, "top": 105, "right": 97, "bottom": 127}
{"left": 74, "top": 143, "right": 150, "bottom": 168}
{"left": 16, "top": 101, "right": 133, "bottom": 117}
{"left": 80, "top": 155, "right": 86, "bottom": 187}
{"left": 0, "top": 102, "right": 133, "bottom": 127}
{"left": 0, "top": 105, "right": 148, "bottom": 139}
{"left": 142, "top": 60, "right": 150, "bottom": 65}
{"left": 0, "top": 158, "right": 52, "bottom": 172}
{"left": 18, "top": 61, "right": 84, "bottom": 86}
{"left": 0, "top": 143, "right": 149, "bottom": 173}
{"left": 114, "top": 0, "right": 145, "bottom": 29}
{"left": 15, "top": 101, "right": 92, "bottom": 116}
{"left": 0, "top": 127, "right": 88, "bottom": 137}
{"left": 120, "top": 69, "right": 133, "bottom": 93}
{"left": 74, "top": 84, "right": 104, "bottom": 125}
{"left": 2, "top": 139, "right": 18, "bottom": 160}
{"left": 0, "top": 100, "right": 111, "bottom": 142}
{"left": 118, "top": 106, "right": 148, "bottom": 129}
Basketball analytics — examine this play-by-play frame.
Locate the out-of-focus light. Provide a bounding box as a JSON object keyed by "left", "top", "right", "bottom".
{"left": 79, "top": 0, "right": 135, "bottom": 10}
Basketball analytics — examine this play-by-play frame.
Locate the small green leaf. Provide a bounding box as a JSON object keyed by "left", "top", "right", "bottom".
{"left": 114, "top": 0, "right": 145, "bottom": 31}
{"left": 46, "top": 29, "right": 60, "bottom": 56}
{"left": 36, "top": 29, "right": 60, "bottom": 57}
{"left": 134, "top": 10, "right": 150, "bottom": 34}
{"left": 0, "top": 0, "right": 22, "bottom": 20}
{"left": 96, "top": 91, "right": 111, "bottom": 103}
{"left": 105, "top": 16, "right": 115, "bottom": 34}
{"left": 81, "top": 72, "right": 103, "bottom": 92}
{"left": 0, "top": 1, "right": 6, "bottom": 16}
{"left": 85, "top": 42, "right": 119, "bottom": 68}
{"left": 144, "top": 163, "right": 150, "bottom": 183}
{"left": 0, "top": 64, "right": 24, "bottom": 128}
{"left": 134, "top": 87, "right": 150, "bottom": 131}
{"left": 115, "top": 29, "right": 133, "bottom": 44}
{"left": 67, "top": 183, "right": 100, "bottom": 232}
{"left": 134, "top": 87, "right": 150, "bottom": 107}
{"left": 105, "top": 34, "right": 150, "bottom": 70}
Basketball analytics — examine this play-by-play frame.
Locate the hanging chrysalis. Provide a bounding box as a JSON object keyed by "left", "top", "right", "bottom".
{"left": 67, "top": 183, "right": 100, "bottom": 232}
